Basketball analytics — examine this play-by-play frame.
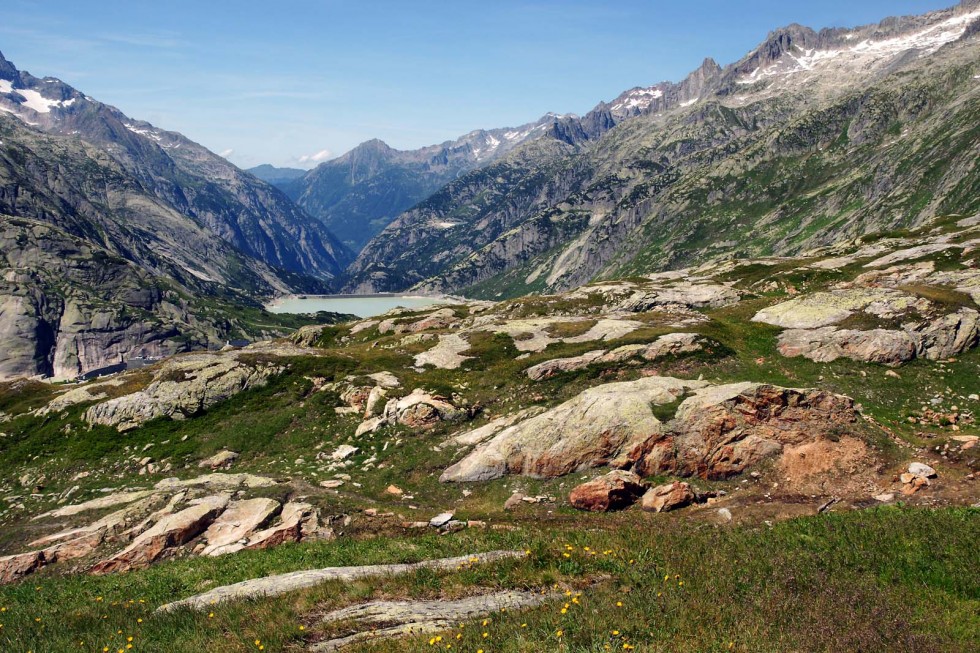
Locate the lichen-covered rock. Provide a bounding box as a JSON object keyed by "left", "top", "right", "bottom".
{"left": 440, "top": 376, "right": 707, "bottom": 482}
{"left": 311, "top": 589, "right": 558, "bottom": 651}
{"left": 618, "top": 282, "right": 740, "bottom": 311}
{"left": 776, "top": 308, "right": 978, "bottom": 364}
{"left": 524, "top": 333, "right": 706, "bottom": 380}
{"left": 198, "top": 450, "right": 239, "bottom": 469}
{"left": 639, "top": 332, "right": 704, "bottom": 360}
{"left": 445, "top": 408, "right": 549, "bottom": 448}
{"left": 777, "top": 327, "right": 916, "bottom": 364}
{"left": 752, "top": 288, "right": 910, "bottom": 329}
{"left": 81, "top": 346, "right": 312, "bottom": 431}
{"left": 290, "top": 324, "right": 327, "bottom": 347}
{"left": 525, "top": 350, "right": 606, "bottom": 381}
{"left": 569, "top": 470, "right": 647, "bottom": 511}
{"left": 152, "top": 473, "right": 276, "bottom": 492}
{"left": 912, "top": 308, "right": 979, "bottom": 360}
{"left": 414, "top": 333, "right": 472, "bottom": 369}
{"left": 33, "top": 490, "right": 156, "bottom": 520}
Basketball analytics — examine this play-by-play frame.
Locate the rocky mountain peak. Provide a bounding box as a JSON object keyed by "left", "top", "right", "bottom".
{"left": 0, "top": 50, "right": 19, "bottom": 79}
{"left": 733, "top": 23, "right": 820, "bottom": 77}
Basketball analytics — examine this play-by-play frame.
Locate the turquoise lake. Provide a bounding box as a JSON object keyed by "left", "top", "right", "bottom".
{"left": 266, "top": 295, "right": 450, "bottom": 318}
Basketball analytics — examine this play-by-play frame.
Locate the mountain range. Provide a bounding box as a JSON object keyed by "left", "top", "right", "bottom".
{"left": 341, "top": 1, "right": 980, "bottom": 296}
{"left": 258, "top": 113, "right": 572, "bottom": 252}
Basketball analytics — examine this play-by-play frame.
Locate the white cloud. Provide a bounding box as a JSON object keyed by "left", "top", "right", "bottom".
{"left": 297, "top": 149, "right": 332, "bottom": 165}
{"left": 218, "top": 148, "right": 234, "bottom": 158}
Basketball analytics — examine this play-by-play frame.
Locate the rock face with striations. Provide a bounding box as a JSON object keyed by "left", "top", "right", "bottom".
{"left": 0, "top": 51, "right": 351, "bottom": 381}
{"left": 90, "top": 494, "right": 232, "bottom": 574}
{"left": 343, "top": 4, "right": 980, "bottom": 298}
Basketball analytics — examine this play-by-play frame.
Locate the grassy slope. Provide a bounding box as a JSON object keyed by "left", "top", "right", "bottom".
{"left": 0, "top": 508, "right": 976, "bottom": 652}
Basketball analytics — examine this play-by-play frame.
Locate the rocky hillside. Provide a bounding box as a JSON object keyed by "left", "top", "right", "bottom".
{"left": 0, "top": 53, "right": 353, "bottom": 380}
{"left": 276, "top": 114, "right": 577, "bottom": 253}
{"left": 345, "top": 2, "right": 980, "bottom": 296}
{"left": 0, "top": 52, "right": 351, "bottom": 280}
{"left": 0, "top": 212, "right": 976, "bottom": 651}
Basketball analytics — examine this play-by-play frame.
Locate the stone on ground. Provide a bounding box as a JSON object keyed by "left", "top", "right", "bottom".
{"left": 569, "top": 470, "right": 647, "bottom": 511}
{"left": 311, "top": 589, "right": 558, "bottom": 652}
{"left": 156, "top": 550, "right": 526, "bottom": 612}
{"left": 641, "top": 482, "right": 697, "bottom": 513}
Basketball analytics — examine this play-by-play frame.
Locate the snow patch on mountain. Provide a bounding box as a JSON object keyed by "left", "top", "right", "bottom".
{"left": 610, "top": 87, "right": 664, "bottom": 114}
{"left": 124, "top": 124, "right": 163, "bottom": 142}
{"left": 0, "top": 79, "right": 76, "bottom": 115}
{"left": 738, "top": 9, "right": 980, "bottom": 85}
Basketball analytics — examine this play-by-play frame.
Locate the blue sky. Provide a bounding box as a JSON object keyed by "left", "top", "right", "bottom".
{"left": 0, "top": 0, "right": 957, "bottom": 168}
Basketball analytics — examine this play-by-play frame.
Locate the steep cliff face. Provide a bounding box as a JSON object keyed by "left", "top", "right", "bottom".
{"left": 0, "top": 217, "right": 194, "bottom": 380}
{"left": 345, "top": 3, "right": 980, "bottom": 298}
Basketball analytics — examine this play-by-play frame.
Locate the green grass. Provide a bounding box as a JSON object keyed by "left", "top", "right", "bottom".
{"left": 0, "top": 507, "right": 976, "bottom": 652}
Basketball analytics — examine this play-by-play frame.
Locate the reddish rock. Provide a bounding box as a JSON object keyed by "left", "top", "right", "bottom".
{"left": 0, "top": 551, "right": 46, "bottom": 585}
{"left": 569, "top": 470, "right": 647, "bottom": 512}
{"left": 43, "top": 529, "right": 105, "bottom": 563}
{"left": 201, "top": 498, "right": 281, "bottom": 557}
{"left": 503, "top": 493, "right": 525, "bottom": 511}
{"left": 641, "top": 482, "right": 696, "bottom": 513}
{"left": 638, "top": 383, "right": 858, "bottom": 480}
{"left": 91, "top": 494, "right": 229, "bottom": 574}
{"left": 245, "top": 502, "right": 320, "bottom": 550}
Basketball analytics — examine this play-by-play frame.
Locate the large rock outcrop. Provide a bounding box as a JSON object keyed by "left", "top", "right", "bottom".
{"left": 638, "top": 383, "right": 857, "bottom": 479}
{"left": 775, "top": 309, "right": 979, "bottom": 364}
{"left": 442, "top": 378, "right": 860, "bottom": 483}
{"left": 5, "top": 473, "right": 316, "bottom": 583}
{"left": 81, "top": 344, "right": 313, "bottom": 431}
{"left": 440, "top": 376, "right": 707, "bottom": 482}
{"left": 90, "top": 494, "right": 232, "bottom": 574}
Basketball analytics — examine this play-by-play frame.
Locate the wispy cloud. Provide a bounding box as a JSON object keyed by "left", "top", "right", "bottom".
{"left": 95, "top": 30, "right": 188, "bottom": 49}
{"left": 296, "top": 149, "right": 332, "bottom": 165}
{"left": 218, "top": 148, "right": 234, "bottom": 158}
